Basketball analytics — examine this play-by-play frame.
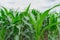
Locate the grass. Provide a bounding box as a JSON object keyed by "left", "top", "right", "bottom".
{"left": 0, "top": 4, "right": 60, "bottom": 40}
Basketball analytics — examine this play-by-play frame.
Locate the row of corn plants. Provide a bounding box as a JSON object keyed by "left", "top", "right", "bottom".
{"left": 0, "top": 4, "right": 60, "bottom": 40}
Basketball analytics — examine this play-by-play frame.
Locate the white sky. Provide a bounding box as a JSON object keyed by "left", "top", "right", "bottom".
{"left": 0, "top": 0, "right": 60, "bottom": 12}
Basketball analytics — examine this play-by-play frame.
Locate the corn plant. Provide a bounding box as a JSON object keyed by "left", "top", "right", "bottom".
{"left": 0, "top": 4, "right": 60, "bottom": 40}
{"left": 27, "top": 4, "right": 60, "bottom": 40}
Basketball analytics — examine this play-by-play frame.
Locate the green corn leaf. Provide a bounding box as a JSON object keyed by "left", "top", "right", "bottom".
{"left": 0, "top": 9, "right": 7, "bottom": 20}
{"left": 1, "top": 6, "right": 9, "bottom": 14}
{"left": 13, "top": 11, "right": 20, "bottom": 24}
{"left": 29, "top": 12, "right": 36, "bottom": 29}
{"left": 0, "top": 27, "right": 6, "bottom": 40}
{"left": 42, "top": 22, "right": 60, "bottom": 33}
{"left": 19, "top": 4, "right": 30, "bottom": 20}
{"left": 25, "top": 3, "right": 31, "bottom": 13}
{"left": 49, "top": 14, "right": 57, "bottom": 31}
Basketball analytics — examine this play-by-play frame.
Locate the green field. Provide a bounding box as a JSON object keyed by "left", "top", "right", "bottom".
{"left": 0, "top": 4, "right": 60, "bottom": 40}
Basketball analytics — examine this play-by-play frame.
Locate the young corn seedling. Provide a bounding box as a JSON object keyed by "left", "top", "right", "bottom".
{"left": 28, "top": 4, "right": 60, "bottom": 40}
{"left": 0, "top": 4, "right": 60, "bottom": 40}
